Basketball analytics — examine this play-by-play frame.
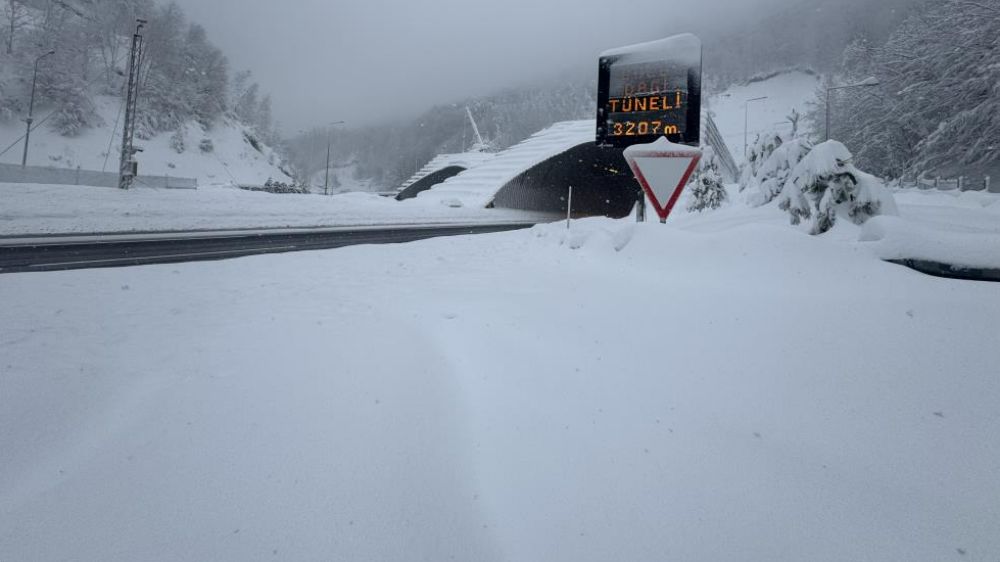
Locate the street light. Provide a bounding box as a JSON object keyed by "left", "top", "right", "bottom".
{"left": 21, "top": 49, "right": 56, "bottom": 168}
{"left": 744, "top": 96, "right": 768, "bottom": 159}
{"left": 324, "top": 120, "right": 345, "bottom": 195}
{"left": 825, "top": 77, "right": 880, "bottom": 141}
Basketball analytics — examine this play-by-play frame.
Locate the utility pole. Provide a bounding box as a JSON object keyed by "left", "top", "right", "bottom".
{"left": 119, "top": 19, "right": 146, "bottom": 190}
{"left": 21, "top": 50, "right": 55, "bottom": 168}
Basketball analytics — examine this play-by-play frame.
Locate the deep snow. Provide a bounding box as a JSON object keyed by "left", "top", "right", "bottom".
{"left": 2, "top": 198, "right": 999, "bottom": 561}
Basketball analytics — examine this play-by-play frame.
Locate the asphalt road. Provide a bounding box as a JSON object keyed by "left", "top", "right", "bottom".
{"left": 0, "top": 222, "right": 538, "bottom": 274}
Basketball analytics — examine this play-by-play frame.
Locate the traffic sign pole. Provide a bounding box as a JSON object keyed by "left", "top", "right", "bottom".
{"left": 624, "top": 138, "right": 702, "bottom": 224}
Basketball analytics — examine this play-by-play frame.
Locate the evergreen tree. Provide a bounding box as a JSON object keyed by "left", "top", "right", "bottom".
{"left": 742, "top": 110, "right": 813, "bottom": 206}
{"left": 739, "top": 131, "right": 782, "bottom": 193}
{"left": 812, "top": 0, "right": 999, "bottom": 177}
{"left": 687, "top": 146, "right": 728, "bottom": 212}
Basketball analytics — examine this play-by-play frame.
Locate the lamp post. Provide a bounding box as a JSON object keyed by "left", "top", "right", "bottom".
{"left": 324, "top": 120, "right": 345, "bottom": 195}
{"left": 825, "top": 76, "right": 880, "bottom": 141}
{"left": 21, "top": 50, "right": 56, "bottom": 168}
{"left": 743, "top": 96, "right": 768, "bottom": 160}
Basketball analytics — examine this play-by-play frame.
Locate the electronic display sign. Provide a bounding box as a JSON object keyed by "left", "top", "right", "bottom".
{"left": 596, "top": 34, "right": 702, "bottom": 148}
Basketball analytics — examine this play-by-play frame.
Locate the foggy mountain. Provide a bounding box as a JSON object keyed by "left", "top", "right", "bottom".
{"left": 4, "top": 0, "right": 993, "bottom": 190}
{"left": 289, "top": 0, "right": 934, "bottom": 189}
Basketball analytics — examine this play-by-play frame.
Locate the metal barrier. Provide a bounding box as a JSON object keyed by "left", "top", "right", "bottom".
{"left": 904, "top": 175, "right": 995, "bottom": 193}
{"left": 702, "top": 112, "right": 740, "bottom": 183}
{"left": 0, "top": 162, "right": 197, "bottom": 189}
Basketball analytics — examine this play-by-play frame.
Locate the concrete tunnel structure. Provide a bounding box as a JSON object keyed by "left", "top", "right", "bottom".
{"left": 394, "top": 114, "right": 738, "bottom": 219}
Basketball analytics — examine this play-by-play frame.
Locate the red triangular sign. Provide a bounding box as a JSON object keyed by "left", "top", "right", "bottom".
{"left": 623, "top": 138, "right": 702, "bottom": 223}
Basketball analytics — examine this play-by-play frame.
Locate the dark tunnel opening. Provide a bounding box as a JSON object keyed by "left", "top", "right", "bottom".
{"left": 396, "top": 166, "right": 468, "bottom": 201}
{"left": 488, "top": 143, "right": 639, "bottom": 218}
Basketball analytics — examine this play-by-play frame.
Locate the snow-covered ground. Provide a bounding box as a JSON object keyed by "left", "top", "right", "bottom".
{"left": 2, "top": 194, "right": 998, "bottom": 561}
{"left": 3, "top": 179, "right": 996, "bottom": 273}
{"left": 0, "top": 182, "right": 552, "bottom": 235}
{"left": 0, "top": 96, "right": 291, "bottom": 186}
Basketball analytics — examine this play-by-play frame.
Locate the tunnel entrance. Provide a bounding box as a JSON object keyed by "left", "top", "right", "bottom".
{"left": 489, "top": 143, "right": 638, "bottom": 218}
{"left": 396, "top": 166, "right": 468, "bottom": 201}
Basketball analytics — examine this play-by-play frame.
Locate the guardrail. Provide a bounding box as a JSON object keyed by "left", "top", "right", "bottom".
{"left": 0, "top": 162, "right": 197, "bottom": 189}
{"left": 900, "top": 175, "right": 994, "bottom": 193}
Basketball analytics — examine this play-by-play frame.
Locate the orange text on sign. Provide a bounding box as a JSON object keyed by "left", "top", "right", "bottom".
{"left": 608, "top": 92, "right": 684, "bottom": 114}
{"left": 611, "top": 121, "right": 680, "bottom": 136}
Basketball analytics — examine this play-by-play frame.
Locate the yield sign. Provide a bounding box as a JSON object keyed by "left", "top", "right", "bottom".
{"left": 623, "top": 137, "right": 702, "bottom": 223}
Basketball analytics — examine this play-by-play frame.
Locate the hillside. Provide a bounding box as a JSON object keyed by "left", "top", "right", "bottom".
{"left": 0, "top": 0, "right": 288, "bottom": 187}
{"left": 0, "top": 96, "right": 291, "bottom": 186}
{"left": 708, "top": 71, "right": 822, "bottom": 164}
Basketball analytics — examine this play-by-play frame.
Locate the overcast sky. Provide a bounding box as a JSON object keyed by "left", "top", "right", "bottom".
{"left": 171, "top": 0, "right": 777, "bottom": 134}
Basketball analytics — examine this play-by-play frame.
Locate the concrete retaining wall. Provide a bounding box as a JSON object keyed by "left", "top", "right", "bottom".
{"left": 0, "top": 163, "right": 197, "bottom": 189}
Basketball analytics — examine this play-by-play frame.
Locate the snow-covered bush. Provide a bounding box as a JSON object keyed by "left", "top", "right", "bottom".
{"left": 199, "top": 138, "right": 215, "bottom": 154}
{"left": 739, "top": 131, "right": 782, "bottom": 192}
{"left": 687, "top": 146, "right": 728, "bottom": 212}
{"left": 49, "top": 92, "right": 102, "bottom": 137}
{"left": 740, "top": 110, "right": 812, "bottom": 206}
{"left": 778, "top": 140, "right": 897, "bottom": 235}
{"left": 170, "top": 127, "right": 187, "bottom": 154}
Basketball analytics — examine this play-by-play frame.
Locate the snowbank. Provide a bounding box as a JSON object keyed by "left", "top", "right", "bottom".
{"left": 859, "top": 188, "right": 1000, "bottom": 269}
{"left": 0, "top": 182, "right": 553, "bottom": 235}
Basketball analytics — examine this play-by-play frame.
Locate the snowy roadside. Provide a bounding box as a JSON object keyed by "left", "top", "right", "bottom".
{"left": 861, "top": 188, "right": 1000, "bottom": 269}
{"left": 0, "top": 182, "right": 555, "bottom": 235}
{"left": 2, "top": 214, "right": 999, "bottom": 561}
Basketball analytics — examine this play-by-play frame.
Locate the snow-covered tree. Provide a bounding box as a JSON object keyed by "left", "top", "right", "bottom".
{"left": 3, "top": 0, "right": 27, "bottom": 54}
{"left": 812, "top": 0, "right": 999, "bottom": 177}
{"left": 688, "top": 146, "right": 728, "bottom": 212}
{"left": 741, "top": 110, "right": 813, "bottom": 206}
{"left": 778, "top": 140, "right": 897, "bottom": 235}
{"left": 739, "top": 131, "right": 782, "bottom": 192}
{"left": 170, "top": 126, "right": 186, "bottom": 153}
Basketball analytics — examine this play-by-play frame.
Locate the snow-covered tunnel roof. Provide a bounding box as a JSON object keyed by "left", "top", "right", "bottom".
{"left": 415, "top": 121, "right": 596, "bottom": 208}
{"left": 413, "top": 113, "right": 737, "bottom": 209}
{"left": 396, "top": 152, "right": 496, "bottom": 192}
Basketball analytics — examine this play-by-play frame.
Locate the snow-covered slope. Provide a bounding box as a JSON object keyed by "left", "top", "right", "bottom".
{"left": 0, "top": 96, "right": 291, "bottom": 186}
{"left": 707, "top": 71, "right": 822, "bottom": 164}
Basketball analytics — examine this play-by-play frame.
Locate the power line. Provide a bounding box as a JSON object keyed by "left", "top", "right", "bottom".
{"left": 1, "top": 45, "right": 133, "bottom": 162}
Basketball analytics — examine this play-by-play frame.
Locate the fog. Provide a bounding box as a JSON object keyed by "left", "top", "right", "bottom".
{"left": 170, "top": 0, "right": 788, "bottom": 133}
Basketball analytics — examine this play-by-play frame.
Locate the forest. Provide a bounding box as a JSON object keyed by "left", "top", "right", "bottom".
{"left": 0, "top": 0, "right": 275, "bottom": 144}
